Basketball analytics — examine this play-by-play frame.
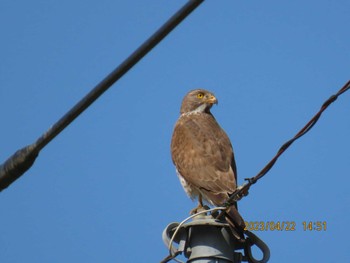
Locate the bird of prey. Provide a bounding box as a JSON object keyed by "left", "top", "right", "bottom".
{"left": 171, "top": 89, "right": 245, "bottom": 233}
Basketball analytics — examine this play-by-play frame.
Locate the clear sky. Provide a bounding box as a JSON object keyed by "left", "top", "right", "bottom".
{"left": 1, "top": 1, "right": 349, "bottom": 262}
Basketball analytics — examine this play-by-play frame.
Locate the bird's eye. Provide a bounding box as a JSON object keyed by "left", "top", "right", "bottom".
{"left": 197, "top": 93, "right": 204, "bottom": 99}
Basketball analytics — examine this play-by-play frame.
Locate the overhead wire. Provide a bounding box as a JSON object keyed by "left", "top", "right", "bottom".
{"left": 224, "top": 80, "right": 350, "bottom": 207}
{"left": 0, "top": 0, "right": 205, "bottom": 191}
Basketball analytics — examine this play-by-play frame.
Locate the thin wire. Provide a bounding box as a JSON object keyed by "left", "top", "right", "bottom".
{"left": 224, "top": 80, "right": 350, "bottom": 206}
{"left": 167, "top": 207, "right": 227, "bottom": 262}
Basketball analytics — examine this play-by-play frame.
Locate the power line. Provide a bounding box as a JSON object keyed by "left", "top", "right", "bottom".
{"left": 223, "top": 80, "right": 350, "bottom": 207}
{"left": 0, "top": 0, "right": 205, "bottom": 191}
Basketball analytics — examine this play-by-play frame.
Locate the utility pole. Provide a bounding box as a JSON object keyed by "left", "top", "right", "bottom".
{"left": 162, "top": 211, "right": 270, "bottom": 263}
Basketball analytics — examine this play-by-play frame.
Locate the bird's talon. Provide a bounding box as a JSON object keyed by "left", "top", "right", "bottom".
{"left": 190, "top": 204, "right": 210, "bottom": 215}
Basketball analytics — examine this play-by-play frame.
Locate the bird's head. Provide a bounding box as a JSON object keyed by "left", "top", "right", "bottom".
{"left": 180, "top": 89, "right": 218, "bottom": 114}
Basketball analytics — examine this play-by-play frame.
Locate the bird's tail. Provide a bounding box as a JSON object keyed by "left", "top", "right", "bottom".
{"left": 223, "top": 204, "right": 246, "bottom": 240}
{"left": 205, "top": 191, "right": 246, "bottom": 240}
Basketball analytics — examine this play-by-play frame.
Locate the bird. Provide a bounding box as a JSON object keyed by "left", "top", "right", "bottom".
{"left": 171, "top": 89, "right": 245, "bottom": 235}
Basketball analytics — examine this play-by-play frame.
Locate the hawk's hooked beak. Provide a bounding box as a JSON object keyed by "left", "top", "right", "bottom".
{"left": 206, "top": 95, "right": 218, "bottom": 105}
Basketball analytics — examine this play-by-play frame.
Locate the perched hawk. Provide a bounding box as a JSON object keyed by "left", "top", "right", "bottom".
{"left": 171, "top": 89, "right": 245, "bottom": 233}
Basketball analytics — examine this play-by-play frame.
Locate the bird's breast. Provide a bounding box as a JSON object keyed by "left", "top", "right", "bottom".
{"left": 175, "top": 169, "right": 200, "bottom": 200}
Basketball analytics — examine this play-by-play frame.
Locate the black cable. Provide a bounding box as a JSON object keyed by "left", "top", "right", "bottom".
{"left": 0, "top": 0, "right": 205, "bottom": 191}
{"left": 224, "top": 80, "right": 350, "bottom": 206}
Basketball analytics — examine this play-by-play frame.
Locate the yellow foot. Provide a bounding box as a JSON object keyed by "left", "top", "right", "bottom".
{"left": 190, "top": 205, "right": 210, "bottom": 215}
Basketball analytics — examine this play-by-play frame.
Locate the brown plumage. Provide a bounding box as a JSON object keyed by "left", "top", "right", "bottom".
{"left": 171, "top": 89, "right": 245, "bottom": 234}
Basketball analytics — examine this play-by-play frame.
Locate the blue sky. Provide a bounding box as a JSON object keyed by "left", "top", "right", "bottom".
{"left": 1, "top": 1, "right": 349, "bottom": 262}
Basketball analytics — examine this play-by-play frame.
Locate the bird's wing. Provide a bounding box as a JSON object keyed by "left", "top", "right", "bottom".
{"left": 171, "top": 113, "right": 237, "bottom": 194}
